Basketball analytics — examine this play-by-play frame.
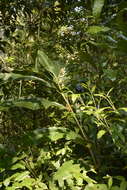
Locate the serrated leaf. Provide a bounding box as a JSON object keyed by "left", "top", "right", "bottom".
{"left": 97, "top": 130, "right": 106, "bottom": 139}
{"left": 93, "top": 0, "right": 105, "bottom": 19}
{"left": 87, "top": 26, "right": 110, "bottom": 34}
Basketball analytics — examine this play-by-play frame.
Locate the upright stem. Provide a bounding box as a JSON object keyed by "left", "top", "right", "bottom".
{"left": 58, "top": 83, "right": 97, "bottom": 167}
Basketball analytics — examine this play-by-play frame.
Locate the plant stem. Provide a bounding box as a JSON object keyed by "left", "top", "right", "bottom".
{"left": 58, "top": 84, "right": 97, "bottom": 167}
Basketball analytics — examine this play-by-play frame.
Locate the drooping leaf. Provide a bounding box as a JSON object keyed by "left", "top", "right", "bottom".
{"left": 0, "top": 98, "right": 66, "bottom": 111}
{"left": 0, "top": 73, "right": 51, "bottom": 87}
{"left": 42, "top": 98, "right": 65, "bottom": 110}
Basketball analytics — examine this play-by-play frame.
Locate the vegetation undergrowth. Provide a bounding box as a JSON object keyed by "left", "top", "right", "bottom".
{"left": 0, "top": 0, "right": 127, "bottom": 189}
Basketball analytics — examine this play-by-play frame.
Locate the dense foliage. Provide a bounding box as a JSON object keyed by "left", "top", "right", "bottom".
{"left": 1, "top": 0, "right": 127, "bottom": 189}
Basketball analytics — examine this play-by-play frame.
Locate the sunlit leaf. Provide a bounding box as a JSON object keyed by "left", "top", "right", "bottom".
{"left": 87, "top": 26, "right": 110, "bottom": 34}
{"left": 53, "top": 160, "right": 81, "bottom": 188}
{"left": 14, "top": 171, "right": 30, "bottom": 182}
{"left": 97, "top": 130, "right": 106, "bottom": 139}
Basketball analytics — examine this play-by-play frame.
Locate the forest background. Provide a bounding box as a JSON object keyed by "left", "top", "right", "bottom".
{"left": 1, "top": 0, "right": 127, "bottom": 189}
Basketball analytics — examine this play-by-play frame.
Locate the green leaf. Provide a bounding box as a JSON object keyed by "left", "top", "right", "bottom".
{"left": 3, "top": 178, "right": 11, "bottom": 187}
{"left": 14, "top": 171, "right": 30, "bottom": 182}
{"left": 30, "top": 127, "right": 83, "bottom": 143}
{"left": 49, "top": 181, "right": 59, "bottom": 190}
{"left": 119, "top": 107, "right": 127, "bottom": 113}
{"left": 108, "top": 176, "right": 113, "bottom": 189}
{"left": 120, "top": 180, "right": 127, "bottom": 190}
{"left": 11, "top": 163, "right": 25, "bottom": 170}
{"left": 36, "top": 50, "right": 61, "bottom": 78}
{"left": 85, "top": 183, "right": 108, "bottom": 190}
{"left": 13, "top": 99, "right": 41, "bottom": 110}
{"left": 87, "top": 26, "right": 110, "bottom": 34}
{"left": 97, "top": 130, "right": 106, "bottom": 139}
{"left": 116, "top": 8, "right": 127, "bottom": 33}
{"left": 0, "top": 98, "right": 66, "bottom": 111}
{"left": 53, "top": 160, "right": 81, "bottom": 188}
{"left": 0, "top": 99, "right": 41, "bottom": 111}
{"left": 103, "top": 69, "right": 117, "bottom": 81}
{"left": 93, "top": 0, "right": 105, "bottom": 19}
{"left": 0, "top": 73, "right": 50, "bottom": 87}
{"left": 42, "top": 98, "right": 65, "bottom": 110}
{"left": 110, "top": 186, "right": 120, "bottom": 190}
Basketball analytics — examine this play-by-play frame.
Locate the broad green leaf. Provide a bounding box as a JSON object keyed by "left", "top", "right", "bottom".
{"left": 0, "top": 73, "right": 50, "bottom": 86}
{"left": 14, "top": 171, "right": 30, "bottom": 182}
{"left": 120, "top": 180, "right": 127, "bottom": 190}
{"left": 119, "top": 107, "right": 127, "bottom": 113}
{"left": 36, "top": 50, "right": 61, "bottom": 78}
{"left": 30, "top": 127, "right": 83, "bottom": 143}
{"left": 71, "top": 94, "right": 80, "bottom": 103}
{"left": 87, "top": 26, "right": 110, "bottom": 34}
{"left": 97, "top": 130, "right": 106, "bottom": 139}
{"left": 6, "top": 178, "right": 35, "bottom": 190}
{"left": 108, "top": 176, "right": 113, "bottom": 189}
{"left": 42, "top": 98, "right": 65, "bottom": 110}
{"left": 11, "top": 163, "right": 25, "bottom": 170}
{"left": 0, "top": 106, "right": 9, "bottom": 111}
{"left": 13, "top": 99, "right": 41, "bottom": 110}
{"left": 53, "top": 160, "right": 81, "bottom": 188}
{"left": 0, "top": 98, "right": 65, "bottom": 111}
{"left": 116, "top": 8, "right": 127, "bottom": 33}
{"left": 93, "top": 0, "right": 105, "bottom": 19}
{"left": 0, "top": 99, "right": 41, "bottom": 111}
{"left": 49, "top": 181, "right": 59, "bottom": 190}
{"left": 85, "top": 183, "right": 108, "bottom": 190}
{"left": 110, "top": 186, "right": 120, "bottom": 190}
{"left": 3, "top": 178, "right": 11, "bottom": 187}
